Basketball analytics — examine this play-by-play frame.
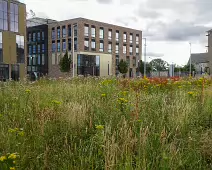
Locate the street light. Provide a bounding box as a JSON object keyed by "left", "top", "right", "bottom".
{"left": 142, "top": 38, "right": 147, "bottom": 77}
{"left": 189, "top": 42, "right": 192, "bottom": 76}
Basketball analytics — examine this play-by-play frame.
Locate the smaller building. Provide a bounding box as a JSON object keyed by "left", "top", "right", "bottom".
{"left": 189, "top": 53, "right": 209, "bottom": 75}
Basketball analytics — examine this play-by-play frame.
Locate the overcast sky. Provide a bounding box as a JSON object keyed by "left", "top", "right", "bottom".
{"left": 21, "top": 0, "right": 212, "bottom": 65}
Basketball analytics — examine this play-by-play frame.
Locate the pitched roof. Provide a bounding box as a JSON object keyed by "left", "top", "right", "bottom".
{"left": 188, "top": 53, "right": 209, "bottom": 65}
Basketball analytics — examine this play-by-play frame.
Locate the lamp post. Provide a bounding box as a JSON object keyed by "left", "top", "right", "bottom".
{"left": 189, "top": 42, "right": 192, "bottom": 77}
{"left": 143, "top": 38, "right": 147, "bottom": 77}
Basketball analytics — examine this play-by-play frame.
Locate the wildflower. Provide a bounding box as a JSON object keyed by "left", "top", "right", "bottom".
{"left": 122, "top": 91, "right": 128, "bottom": 96}
{"left": 18, "top": 131, "right": 24, "bottom": 137}
{"left": 51, "top": 100, "right": 62, "bottom": 105}
{"left": 13, "top": 161, "right": 16, "bottom": 164}
{"left": 10, "top": 167, "right": 15, "bottom": 170}
{"left": 188, "top": 91, "right": 194, "bottom": 96}
{"left": 8, "top": 153, "right": 17, "bottom": 160}
{"left": 118, "top": 98, "right": 128, "bottom": 103}
{"left": 0, "top": 156, "right": 7, "bottom": 162}
{"left": 25, "top": 89, "right": 31, "bottom": 94}
{"left": 178, "top": 86, "right": 182, "bottom": 88}
{"left": 8, "top": 128, "right": 17, "bottom": 133}
{"left": 95, "top": 125, "right": 104, "bottom": 130}
{"left": 101, "top": 93, "right": 106, "bottom": 97}
{"left": 137, "top": 119, "right": 142, "bottom": 123}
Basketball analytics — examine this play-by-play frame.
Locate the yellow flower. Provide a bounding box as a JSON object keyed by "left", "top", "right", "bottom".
{"left": 8, "top": 153, "right": 17, "bottom": 160}
{"left": 8, "top": 128, "right": 16, "bottom": 133}
{"left": 95, "top": 125, "right": 104, "bottom": 130}
{"left": 10, "top": 167, "right": 15, "bottom": 170}
{"left": 188, "top": 91, "right": 194, "bottom": 95}
{"left": 18, "top": 131, "right": 24, "bottom": 137}
{"left": 52, "top": 100, "right": 61, "bottom": 105}
{"left": 0, "top": 156, "right": 7, "bottom": 162}
{"left": 25, "top": 89, "right": 31, "bottom": 94}
{"left": 178, "top": 86, "right": 182, "bottom": 88}
{"left": 13, "top": 161, "right": 16, "bottom": 164}
{"left": 122, "top": 91, "right": 128, "bottom": 96}
{"left": 101, "top": 93, "right": 106, "bottom": 97}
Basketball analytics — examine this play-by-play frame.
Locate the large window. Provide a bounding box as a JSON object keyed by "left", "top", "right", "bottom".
{"left": 123, "top": 45, "right": 126, "bottom": 54}
{"left": 57, "top": 41, "right": 60, "bottom": 52}
{"left": 52, "top": 41, "right": 56, "bottom": 52}
{"left": 91, "top": 40, "right": 96, "bottom": 51}
{"left": 68, "top": 39, "right": 71, "bottom": 51}
{"left": 37, "top": 54, "right": 41, "bottom": 65}
{"left": 28, "top": 33, "right": 31, "bottom": 42}
{"left": 62, "top": 40, "right": 66, "bottom": 51}
{"left": 0, "top": 0, "right": 8, "bottom": 31}
{"left": 52, "top": 28, "right": 55, "bottom": 40}
{"left": 84, "top": 24, "right": 89, "bottom": 37}
{"left": 91, "top": 26, "right": 95, "bottom": 38}
{"left": 16, "top": 35, "right": 25, "bottom": 63}
{"left": 32, "top": 45, "right": 36, "bottom": 54}
{"left": 10, "top": 2, "right": 18, "bottom": 32}
{"left": 116, "top": 44, "right": 119, "bottom": 54}
{"left": 99, "top": 28, "right": 104, "bottom": 39}
{"left": 130, "top": 33, "right": 133, "bottom": 43}
{"left": 62, "top": 26, "right": 66, "bottom": 38}
{"left": 57, "top": 27, "right": 60, "bottom": 39}
{"left": 108, "top": 29, "right": 112, "bottom": 40}
{"left": 42, "top": 31, "right": 44, "bottom": 40}
{"left": 108, "top": 42, "right": 112, "bottom": 53}
{"left": 77, "top": 54, "right": 100, "bottom": 76}
{"left": 84, "top": 39, "right": 89, "bottom": 51}
{"left": 0, "top": 32, "right": 2, "bottom": 62}
{"left": 136, "top": 46, "right": 139, "bottom": 55}
{"left": 33, "top": 33, "right": 36, "bottom": 42}
{"left": 116, "top": 31, "right": 119, "bottom": 41}
{"left": 28, "top": 45, "right": 32, "bottom": 55}
{"left": 37, "top": 32, "right": 40, "bottom": 41}
{"left": 74, "top": 38, "right": 77, "bottom": 50}
{"left": 42, "top": 54, "right": 45, "bottom": 65}
{"left": 42, "top": 44, "right": 44, "bottom": 53}
{"left": 116, "top": 55, "right": 119, "bottom": 66}
{"left": 136, "top": 34, "right": 139, "bottom": 44}
{"left": 100, "top": 41, "right": 104, "bottom": 52}
{"left": 130, "top": 46, "right": 133, "bottom": 55}
{"left": 123, "top": 32, "right": 127, "bottom": 43}
{"left": 37, "top": 44, "right": 40, "bottom": 53}
{"left": 68, "top": 25, "right": 71, "bottom": 37}
{"left": 74, "top": 24, "right": 77, "bottom": 37}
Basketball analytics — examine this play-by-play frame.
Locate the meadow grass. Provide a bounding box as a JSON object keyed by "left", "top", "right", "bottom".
{"left": 0, "top": 77, "right": 212, "bottom": 170}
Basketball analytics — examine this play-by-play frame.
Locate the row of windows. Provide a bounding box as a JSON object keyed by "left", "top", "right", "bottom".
{"left": 84, "top": 25, "right": 140, "bottom": 44}
{"left": 52, "top": 39, "right": 77, "bottom": 52}
{"left": 28, "top": 32, "right": 45, "bottom": 42}
{"left": 0, "top": 1, "right": 19, "bottom": 32}
{"left": 84, "top": 39, "right": 139, "bottom": 55}
{"left": 28, "top": 54, "right": 45, "bottom": 66}
{"left": 51, "top": 25, "right": 77, "bottom": 40}
{"left": 28, "top": 44, "right": 45, "bottom": 54}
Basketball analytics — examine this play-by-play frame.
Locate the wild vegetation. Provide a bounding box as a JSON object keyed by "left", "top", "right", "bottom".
{"left": 0, "top": 77, "right": 212, "bottom": 170}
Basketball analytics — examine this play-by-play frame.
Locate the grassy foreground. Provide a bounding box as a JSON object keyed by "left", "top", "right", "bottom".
{"left": 0, "top": 77, "right": 212, "bottom": 170}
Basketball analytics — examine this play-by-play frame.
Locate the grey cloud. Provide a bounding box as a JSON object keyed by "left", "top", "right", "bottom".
{"left": 146, "top": 52, "right": 164, "bottom": 58}
{"left": 115, "top": 16, "right": 138, "bottom": 27}
{"left": 96, "top": 0, "right": 113, "bottom": 4}
{"left": 145, "top": 20, "right": 209, "bottom": 42}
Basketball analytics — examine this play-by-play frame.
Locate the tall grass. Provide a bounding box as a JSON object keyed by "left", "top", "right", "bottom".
{"left": 0, "top": 78, "right": 211, "bottom": 170}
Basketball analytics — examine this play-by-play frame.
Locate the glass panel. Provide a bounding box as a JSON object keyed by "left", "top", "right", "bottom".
{"left": 91, "top": 27, "right": 95, "bottom": 37}
{"left": 42, "top": 54, "right": 45, "bottom": 65}
{"left": 96, "top": 56, "right": 100, "bottom": 67}
{"left": 62, "top": 26, "right": 66, "bottom": 38}
{"left": 38, "top": 54, "right": 41, "bottom": 65}
{"left": 84, "top": 40, "right": 89, "bottom": 50}
{"left": 63, "top": 41, "right": 66, "bottom": 51}
{"left": 68, "top": 25, "right": 71, "bottom": 36}
{"left": 100, "top": 28, "right": 104, "bottom": 39}
{"left": 116, "top": 32, "right": 119, "bottom": 41}
{"left": 74, "top": 38, "right": 77, "bottom": 50}
{"left": 57, "top": 42, "right": 60, "bottom": 52}
{"left": 74, "top": 25, "right": 77, "bottom": 37}
{"left": 68, "top": 39, "right": 71, "bottom": 51}
{"left": 100, "top": 42, "right": 104, "bottom": 52}
{"left": 84, "top": 26, "right": 89, "bottom": 36}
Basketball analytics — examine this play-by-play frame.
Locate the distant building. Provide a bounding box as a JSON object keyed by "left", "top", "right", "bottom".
{"left": 27, "top": 17, "right": 142, "bottom": 78}
{"left": 0, "top": 0, "right": 26, "bottom": 80}
{"left": 188, "top": 53, "right": 209, "bottom": 74}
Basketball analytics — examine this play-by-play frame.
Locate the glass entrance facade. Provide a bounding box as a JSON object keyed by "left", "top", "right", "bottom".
{"left": 77, "top": 54, "right": 100, "bottom": 76}
{"left": 0, "top": 64, "right": 9, "bottom": 81}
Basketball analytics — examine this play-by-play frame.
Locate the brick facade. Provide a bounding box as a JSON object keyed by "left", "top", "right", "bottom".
{"left": 48, "top": 18, "right": 142, "bottom": 78}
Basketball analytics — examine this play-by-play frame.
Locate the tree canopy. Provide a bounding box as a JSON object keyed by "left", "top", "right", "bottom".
{"left": 118, "top": 59, "right": 128, "bottom": 75}
{"left": 59, "top": 51, "right": 71, "bottom": 73}
{"left": 149, "top": 58, "right": 169, "bottom": 71}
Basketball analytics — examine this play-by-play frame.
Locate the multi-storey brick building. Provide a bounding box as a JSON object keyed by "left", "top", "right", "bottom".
{"left": 0, "top": 0, "right": 26, "bottom": 80}
{"left": 48, "top": 17, "right": 142, "bottom": 78}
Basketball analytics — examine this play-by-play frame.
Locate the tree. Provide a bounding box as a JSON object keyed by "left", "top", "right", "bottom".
{"left": 139, "top": 60, "right": 151, "bottom": 74}
{"left": 149, "top": 58, "right": 169, "bottom": 71}
{"left": 59, "top": 51, "right": 71, "bottom": 73}
{"left": 118, "top": 59, "right": 128, "bottom": 77}
{"left": 182, "top": 64, "right": 195, "bottom": 72}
